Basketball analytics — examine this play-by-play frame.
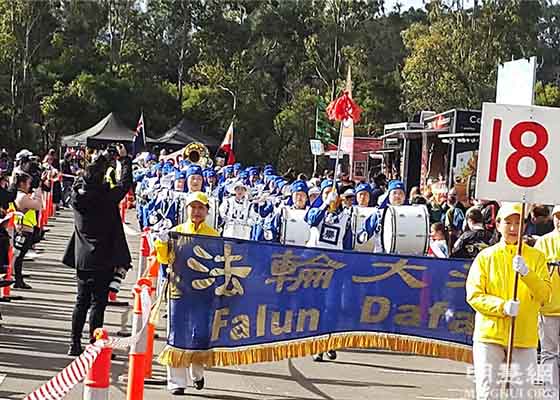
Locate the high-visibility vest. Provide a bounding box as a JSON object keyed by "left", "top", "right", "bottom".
{"left": 105, "top": 166, "right": 117, "bottom": 189}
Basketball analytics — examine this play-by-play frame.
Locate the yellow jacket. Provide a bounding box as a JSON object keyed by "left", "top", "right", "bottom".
{"left": 466, "top": 241, "right": 551, "bottom": 348}
{"left": 155, "top": 220, "right": 219, "bottom": 264}
{"left": 535, "top": 231, "right": 560, "bottom": 316}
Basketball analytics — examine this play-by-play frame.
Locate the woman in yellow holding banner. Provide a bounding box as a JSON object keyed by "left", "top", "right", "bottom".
{"left": 535, "top": 205, "right": 560, "bottom": 399}
{"left": 466, "top": 203, "right": 551, "bottom": 400}
{"left": 155, "top": 191, "right": 218, "bottom": 396}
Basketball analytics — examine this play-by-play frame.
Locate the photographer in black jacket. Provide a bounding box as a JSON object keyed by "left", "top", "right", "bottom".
{"left": 63, "top": 144, "right": 132, "bottom": 356}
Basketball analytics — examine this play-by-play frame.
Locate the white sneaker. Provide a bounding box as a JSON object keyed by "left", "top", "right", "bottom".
{"left": 25, "top": 250, "right": 38, "bottom": 259}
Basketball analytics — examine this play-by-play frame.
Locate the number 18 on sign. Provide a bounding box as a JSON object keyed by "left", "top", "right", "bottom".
{"left": 476, "top": 102, "right": 559, "bottom": 204}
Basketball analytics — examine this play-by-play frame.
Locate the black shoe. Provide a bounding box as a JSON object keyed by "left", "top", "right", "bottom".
{"left": 326, "top": 350, "right": 337, "bottom": 360}
{"left": 171, "top": 388, "right": 185, "bottom": 396}
{"left": 312, "top": 353, "right": 324, "bottom": 362}
{"left": 13, "top": 281, "right": 32, "bottom": 289}
{"left": 67, "top": 343, "right": 83, "bottom": 356}
{"left": 194, "top": 378, "right": 204, "bottom": 390}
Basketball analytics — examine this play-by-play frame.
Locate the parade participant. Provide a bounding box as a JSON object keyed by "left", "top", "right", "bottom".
{"left": 248, "top": 167, "right": 260, "bottom": 187}
{"left": 356, "top": 180, "right": 407, "bottom": 252}
{"left": 104, "top": 146, "right": 119, "bottom": 188}
{"left": 308, "top": 186, "right": 320, "bottom": 205}
{"left": 219, "top": 180, "right": 254, "bottom": 240}
{"left": 12, "top": 172, "right": 42, "bottom": 289}
{"left": 63, "top": 144, "right": 132, "bottom": 356}
{"left": 305, "top": 179, "right": 353, "bottom": 251}
{"left": 355, "top": 183, "right": 371, "bottom": 208}
{"left": 174, "top": 170, "right": 186, "bottom": 192}
{"left": 451, "top": 208, "right": 494, "bottom": 259}
{"left": 186, "top": 164, "right": 204, "bottom": 193}
{"left": 466, "top": 203, "right": 551, "bottom": 400}
{"left": 269, "top": 180, "right": 309, "bottom": 242}
{"left": 154, "top": 191, "right": 217, "bottom": 395}
{"left": 534, "top": 205, "right": 560, "bottom": 398}
{"left": 233, "top": 163, "right": 242, "bottom": 177}
{"left": 340, "top": 189, "right": 355, "bottom": 212}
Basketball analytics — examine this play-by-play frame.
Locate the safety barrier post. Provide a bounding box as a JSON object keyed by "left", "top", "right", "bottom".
{"left": 48, "top": 178, "right": 55, "bottom": 218}
{"left": 143, "top": 257, "right": 159, "bottom": 379}
{"left": 126, "top": 278, "right": 151, "bottom": 400}
{"left": 83, "top": 328, "right": 112, "bottom": 400}
{"left": 136, "top": 228, "right": 150, "bottom": 280}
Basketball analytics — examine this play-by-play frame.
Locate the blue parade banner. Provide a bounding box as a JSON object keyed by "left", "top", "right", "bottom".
{"left": 159, "top": 233, "right": 474, "bottom": 368}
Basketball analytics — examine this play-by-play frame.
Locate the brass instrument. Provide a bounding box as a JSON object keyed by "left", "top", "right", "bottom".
{"left": 183, "top": 142, "right": 213, "bottom": 168}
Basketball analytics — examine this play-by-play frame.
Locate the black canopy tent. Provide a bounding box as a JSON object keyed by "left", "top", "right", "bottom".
{"left": 148, "top": 118, "right": 220, "bottom": 151}
{"left": 61, "top": 113, "right": 135, "bottom": 147}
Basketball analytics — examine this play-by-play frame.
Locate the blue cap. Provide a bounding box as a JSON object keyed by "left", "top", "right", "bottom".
{"left": 291, "top": 180, "right": 308, "bottom": 194}
{"left": 203, "top": 169, "right": 216, "bottom": 178}
{"left": 239, "top": 171, "right": 249, "bottom": 180}
{"left": 153, "top": 163, "right": 162, "bottom": 172}
{"left": 388, "top": 180, "right": 405, "bottom": 193}
{"left": 186, "top": 164, "right": 203, "bottom": 178}
{"left": 277, "top": 180, "right": 288, "bottom": 190}
{"left": 356, "top": 183, "right": 371, "bottom": 194}
{"left": 233, "top": 163, "right": 242, "bottom": 171}
{"left": 248, "top": 167, "right": 259, "bottom": 176}
{"left": 320, "top": 179, "right": 334, "bottom": 192}
{"left": 175, "top": 170, "right": 186, "bottom": 180}
{"left": 224, "top": 165, "right": 234, "bottom": 174}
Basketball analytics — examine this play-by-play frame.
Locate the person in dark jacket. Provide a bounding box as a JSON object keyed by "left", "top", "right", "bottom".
{"left": 63, "top": 144, "right": 132, "bottom": 356}
{"left": 451, "top": 208, "right": 495, "bottom": 259}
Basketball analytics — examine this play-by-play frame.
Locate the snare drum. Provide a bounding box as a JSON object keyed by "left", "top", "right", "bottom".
{"left": 381, "top": 205, "right": 429, "bottom": 255}
{"left": 280, "top": 208, "right": 310, "bottom": 246}
{"left": 223, "top": 223, "right": 252, "bottom": 240}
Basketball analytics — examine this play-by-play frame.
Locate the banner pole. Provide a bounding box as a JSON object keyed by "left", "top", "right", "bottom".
{"left": 504, "top": 200, "right": 526, "bottom": 391}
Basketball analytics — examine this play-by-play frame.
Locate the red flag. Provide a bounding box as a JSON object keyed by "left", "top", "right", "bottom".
{"left": 326, "top": 91, "right": 362, "bottom": 123}
{"left": 220, "top": 122, "right": 235, "bottom": 165}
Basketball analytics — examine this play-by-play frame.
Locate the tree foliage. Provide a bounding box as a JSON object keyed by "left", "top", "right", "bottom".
{"left": 0, "top": 0, "right": 559, "bottom": 172}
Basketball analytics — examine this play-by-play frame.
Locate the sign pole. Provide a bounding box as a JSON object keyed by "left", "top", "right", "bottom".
{"left": 504, "top": 200, "right": 526, "bottom": 391}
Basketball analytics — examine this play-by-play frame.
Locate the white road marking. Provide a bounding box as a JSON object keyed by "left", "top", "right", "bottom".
{"left": 416, "top": 397, "right": 467, "bottom": 400}
{"left": 0, "top": 374, "right": 6, "bottom": 385}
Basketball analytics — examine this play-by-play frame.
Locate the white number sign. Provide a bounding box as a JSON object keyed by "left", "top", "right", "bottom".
{"left": 476, "top": 102, "right": 560, "bottom": 204}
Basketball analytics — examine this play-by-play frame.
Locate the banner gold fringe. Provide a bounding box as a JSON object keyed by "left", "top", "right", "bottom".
{"left": 158, "top": 331, "right": 473, "bottom": 368}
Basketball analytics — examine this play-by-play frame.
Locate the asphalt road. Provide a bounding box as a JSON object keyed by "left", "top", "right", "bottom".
{"left": 0, "top": 210, "right": 473, "bottom": 400}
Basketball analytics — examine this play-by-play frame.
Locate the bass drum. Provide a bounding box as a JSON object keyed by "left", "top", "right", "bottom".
{"left": 223, "top": 223, "right": 251, "bottom": 240}
{"left": 381, "top": 205, "right": 429, "bottom": 255}
{"left": 352, "top": 207, "right": 377, "bottom": 252}
{"left": 280, "top": 208, "right": 310, "bottom": 246}
{"left": 205, "top": 196, "right": 220, "bottom": 230}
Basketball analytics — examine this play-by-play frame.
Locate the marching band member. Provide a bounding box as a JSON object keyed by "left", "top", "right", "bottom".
{"left": 270, "top": 179, "right": 309, "bottom": 242}
{"left": 219, "top": 180, "right": 254, "bottom": 240}
{"left": 355, "top": 183, "right": 371, "bottom": 208}
{"left": 186, "top": 164, "right": 204, "bottom": 193}
{"left": 340, "top": 189, "right": 355, "bottom": 212}
{"left": 305, "top": 179, "right": 353, "bottom": 251}
{"left": 233, "top": 162, "right": 242, "bottom": 177}
{"left": 466, "top": 203, "right": 551, "bottom": 400}
{"left": 356, "top": 180, "right": 407, "bottom": 252}
{"left": 534, "top": 205, "right": 560, "bottom": 398}
{"left": 305, "top": 179, "right": 352, "bottom": 362}
{"left": 154, "top": 192, "right": 218, "bottom": 396}
{"left": 308, "top": 186, "right": 320, "bottom": 205}
{"left": 174, "top": 170, "right": 186, "bottom": 192}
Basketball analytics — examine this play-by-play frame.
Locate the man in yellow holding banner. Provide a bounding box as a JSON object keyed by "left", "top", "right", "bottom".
{"left": 535, "top": 205, "right": 560, "bottom": 399}
{"left": 155, "top": 191, "right": 218, "bottom": 396}
{"left": 466, "top": 203, "right": 551, "bottom": 400}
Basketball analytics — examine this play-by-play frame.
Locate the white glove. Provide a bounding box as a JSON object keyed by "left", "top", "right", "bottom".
{"left": 513, "top": 255, "right": 529, "bottom": 277}
{"left": 325, "top": 191, "right": 338, "bottom": 205}
{"left": 155, "top": 230, "right": 169, "bottom": 243}
{"left": 357, "top": 231, "right": 368, "bottom": 244}
{"left": 504, "top": 300, "right": 520, "bottom": 317}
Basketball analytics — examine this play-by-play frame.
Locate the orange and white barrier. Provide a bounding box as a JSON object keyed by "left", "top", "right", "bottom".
{"left": 126, "top": 278, "right": 152, "bottom": 400}
{"left": 84, "top": 329, "right": 112, "bottom": 400}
